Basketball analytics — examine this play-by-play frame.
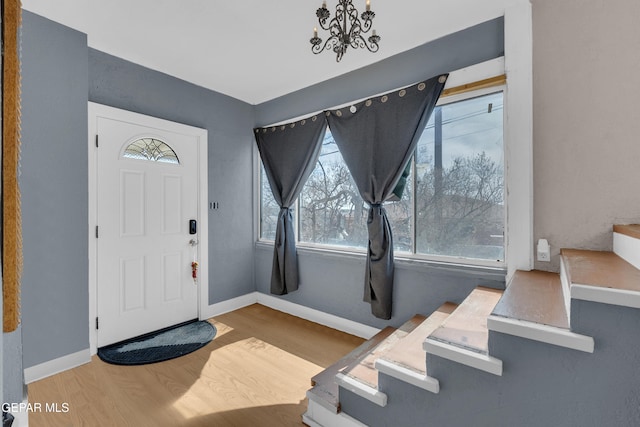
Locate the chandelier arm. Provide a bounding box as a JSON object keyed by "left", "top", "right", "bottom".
{"left": 317, "top": 17, "right": 332, "bottom": 31}
{"left": 358, "top": 34, "right": 380, "bottom": 53}
{"left": 360, "top": 15, "right": 373, "bottom": 33}
{"left": 316, "top": 6, "right": 332, "bottom": 30}
{"left": 311, "top": 34, "right": 340, "bottom": 55}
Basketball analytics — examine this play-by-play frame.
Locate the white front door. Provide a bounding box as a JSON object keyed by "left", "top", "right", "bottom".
{"left": 94, "top": 107, "right": 204, "bottom": 347}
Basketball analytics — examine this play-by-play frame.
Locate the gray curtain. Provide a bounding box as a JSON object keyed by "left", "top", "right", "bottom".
{"left": 255, "top": 115, "right": 327, "bottom": 295}
{"left": 326, "top": 74, "right": 448, "bottom": 319}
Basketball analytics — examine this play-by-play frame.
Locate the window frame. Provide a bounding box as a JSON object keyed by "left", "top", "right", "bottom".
{"left": 255, "top": 42, "right": 533, "bottom": 277}
{"left": 258, "top": 84, "right": 507, "bottom": 269}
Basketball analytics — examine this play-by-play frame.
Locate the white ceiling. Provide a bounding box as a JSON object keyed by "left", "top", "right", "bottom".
{"left": 22, "top": 0, "right": 514, "bottom": 105}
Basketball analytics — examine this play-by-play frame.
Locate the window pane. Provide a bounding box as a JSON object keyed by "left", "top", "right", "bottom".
{"left": 386, "top": 171, "right": 414, "bottom": 254}
{"left": 260, "top": 165, "right": 280, "bottom": 240}
{"left": 415, "top": 92, "right": 504, "bottom": 261}
{"left": 299, "top": 131, "right": 367, "bottom": 248}
{"left": 123, "top": 138, "right": 179, "bottom": 164}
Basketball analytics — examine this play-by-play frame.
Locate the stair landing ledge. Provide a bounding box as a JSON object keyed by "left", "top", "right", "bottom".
{"left": 561, "top": 249, "right": 640, "bottom": 309}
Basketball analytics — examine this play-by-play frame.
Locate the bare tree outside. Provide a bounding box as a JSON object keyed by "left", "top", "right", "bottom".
{"left": 260, "top": 166, "right": 280, "bottom": 241}
{"left": 299, "top": 134, "right": 368, "bottom": 248}
{"left": 415, "top": 92, "right": 505, "bottom": 260}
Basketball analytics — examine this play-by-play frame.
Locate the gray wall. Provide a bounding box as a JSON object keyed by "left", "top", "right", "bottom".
{"left": 254, "top": 18, "right": 506, "bottom": 327}
{"left": 20, "top": 11, "right": 89, "bottom": 370}
{"left": 532, "top": 0, "right": 640, "bottom": 271}
{"left": 19, "top": 11, "right": 255, "bottom": 372}
{"left": 88, "top": 49, "right": 256, "bottom": 305}
{"left": 256, "top": 247, "right": 505, "bottom": 328}
{"left": 339, "top": 299, "right": 640, "bottom": 426}
{"left": 255, "top": 18, "right": 504, "bottom": 127}
{"left": 2, "top": 328, "right": 23, "bottom": 405}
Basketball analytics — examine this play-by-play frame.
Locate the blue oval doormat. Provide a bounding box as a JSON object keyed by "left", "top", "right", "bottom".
{"left": 97, "top": 320, "right": 217, "bottom": 365}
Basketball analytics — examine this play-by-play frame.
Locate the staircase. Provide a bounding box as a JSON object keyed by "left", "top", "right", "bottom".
{"left": 303, "top": 225, "right": 640, "bottom": 427}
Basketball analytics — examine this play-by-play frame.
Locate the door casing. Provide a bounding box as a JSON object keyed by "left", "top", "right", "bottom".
{"left": 88, "top": 102, "right": 209, "bottom": 354}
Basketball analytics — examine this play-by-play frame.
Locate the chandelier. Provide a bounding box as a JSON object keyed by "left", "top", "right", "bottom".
{"left": 310, "top": 0, "right": 381, "bottom": 62}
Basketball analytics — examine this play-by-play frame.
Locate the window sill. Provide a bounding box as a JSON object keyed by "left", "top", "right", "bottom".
{"left": 255, "top": 240, "right": 506, "bottom": 280}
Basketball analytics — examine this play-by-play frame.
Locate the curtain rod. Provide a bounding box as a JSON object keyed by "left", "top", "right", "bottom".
{"left": 262, "top": 74, "right": 507, "bottom": 129}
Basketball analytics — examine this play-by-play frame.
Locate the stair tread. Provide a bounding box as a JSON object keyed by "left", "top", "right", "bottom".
{"left": 561, "top": 249, "right": 640, "bottom": 293}
{"left": 378, "top": 303, "right": 457, "bottom": 374}
{"left": 492, "top": 270, "right": 569, "bottom": 329}
{"left": 614, "top": 224, "right": 640, "bottom": 240}
{"left": 340, "top": 314, "right": 427, "bottom": 389}
{"left": 428, "top": 287, "right": 503, "bottom": 354}
{"left": 309, "top": 326, "right": 396, "bottom": 411}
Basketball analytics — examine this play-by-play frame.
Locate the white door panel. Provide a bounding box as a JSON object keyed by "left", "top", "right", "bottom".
{"left": 96, "top": 116, "right": 200, "bottom": 347}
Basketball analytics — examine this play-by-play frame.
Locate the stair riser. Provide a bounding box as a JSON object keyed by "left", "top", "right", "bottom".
{"left": 424, "top": 339, "right": 503, "bottom": 376}
{"left": 487, "top": 316, "right": 594, "bottom": 353}
{"left": 303, "top": 399, "right": 367, "bottom": 427}
{"left": 613, "top": 232, "right": 640, "bottom": 270}
{"left": 375, "top": 358, "right": 440, "bottom": 394}
{"left": 336, "top": 373, "right": 388, "bottom": 407}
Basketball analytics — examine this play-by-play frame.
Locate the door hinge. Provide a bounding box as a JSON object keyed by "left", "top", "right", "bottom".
{"left": 95, "top": 317, "right": 99, "bottom": 330}
{"left": 95, "top": 134, "right": 99, "bottom": 148}
{"left": 95, "top": 225, "right": 99, "bottom": 238}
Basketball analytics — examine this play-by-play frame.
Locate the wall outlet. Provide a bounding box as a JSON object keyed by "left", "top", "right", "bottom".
{"left": 537, "top": 239, "right": 551, "bottom": 262}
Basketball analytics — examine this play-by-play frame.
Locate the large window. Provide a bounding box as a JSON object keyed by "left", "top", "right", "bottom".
{"left": 259, "top": 90, "right": 504, "bottom": 264}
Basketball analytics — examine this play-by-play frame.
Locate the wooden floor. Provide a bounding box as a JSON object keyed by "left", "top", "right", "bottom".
{"left": 28, "top": 304, "right": 364, "bottom": 427}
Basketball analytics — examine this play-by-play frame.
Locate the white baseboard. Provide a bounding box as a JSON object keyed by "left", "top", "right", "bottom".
{"left": 256, "top": 293, "right": 380, "bottom": 339}
{"left": 26, "top": 293, "right": 377, "bottom": 384}
{"left": 5, "top": 397, "right": 30, "bottom": 427}
{"left": 200, "top": 292, "right": 259, "bottom": 319}
{"left": 24, "top": 349, "right": 91, "bottom": 384}
{"left": 303, "top": 398, "right": 368, "bottom": 427}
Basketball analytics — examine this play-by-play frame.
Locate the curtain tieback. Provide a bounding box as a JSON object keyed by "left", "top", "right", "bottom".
{"left": 275, "top": 207, "right": 291, "bottom": 246}
{"left": 370, "top": 203, "right": 385, "bottom": 215}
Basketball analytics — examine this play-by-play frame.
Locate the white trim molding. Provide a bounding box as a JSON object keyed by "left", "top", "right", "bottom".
{"left": 424, "top": 339, "right": 503, "bottom": 376}
{"left": 375, "top": 358, "right": 440, "bottom": 394}
{"left": 24, "top": 293, "right": 378, "bottom": 383}
{"left": 571, "top": 284, "right": 640, "bottom": 310}
{"left": 87, "top": 102, "right": 208, "bottom": 355}
{"left": 256, "top": 293, "right": 380, "bottom": 339}
{"left": 5, "top": 396, "right": 30, "bottom": 427}
{"left": 200, "top": 292, "right": 259, "bottom": 320}
{"left": 487, "top": 315, "right": 594, "bottom": 353}
{"left": 24, "top": 349, "right": 91, "bottom": 384}
{"left": 335, "top": 373, "right": 388, "bottom": 407}
{"left": 199, "top": 291, "right": 380, "bottom": 340}
{"left": 303, "top": 398, "right": 368, "bottom": 427}
{"left": 613, "top": 232, "right": 640, "bottom": 270}
{"left": 504, "top": 0, "right": 534, "bottom": 280}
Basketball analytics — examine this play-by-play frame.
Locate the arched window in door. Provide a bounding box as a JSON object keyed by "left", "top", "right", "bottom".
{"left": 123, "top": 138, "right": 180, "bottom": 164}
